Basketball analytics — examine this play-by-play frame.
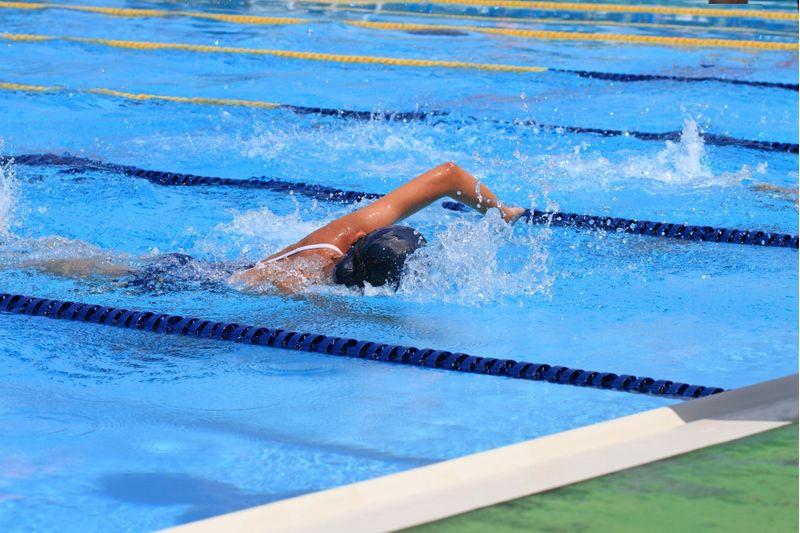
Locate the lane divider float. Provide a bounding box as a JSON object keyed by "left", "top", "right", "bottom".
{"left": 335, "top": 6, "right": 800, "bottom": 36}
{"left": 0, "top": 1, "right": 308, "bottom": 24}
{"left": 290, "top": 0, "right": 799, "bottom": 21}
{"left": 1, "top": 82, "right": 796, "bottom": 153}
{"left": 1, "top": 0, "right": 795, "bottom": 21}
{"left": 4, "top": 153, "right": 797, "bottom": 250}
{"left": 0, "top": 292, "right": 726, "bottom": 399}
{"left": 344, "top": 20, "right": 799, "bottom": 51}
{"left": 1, "top": 1, "right": 796, "bottom": 50}
{"left": 1, "top": 32, "right": 797, "bottom": 91}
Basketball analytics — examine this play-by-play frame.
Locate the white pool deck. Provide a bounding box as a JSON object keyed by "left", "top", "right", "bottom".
{"left": 163, "top": 374, "right": 798, "bottom": 533}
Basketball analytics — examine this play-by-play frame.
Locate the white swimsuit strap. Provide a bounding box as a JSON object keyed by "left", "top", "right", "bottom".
{"left": 262, "top": 243, "right": 343, "bottom": 265}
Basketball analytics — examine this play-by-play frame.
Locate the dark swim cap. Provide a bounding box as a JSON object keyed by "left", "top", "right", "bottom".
{"left": 333, "top": 226, "right": 426, "bottom": 288}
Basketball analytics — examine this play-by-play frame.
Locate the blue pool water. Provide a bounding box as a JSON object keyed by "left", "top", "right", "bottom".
{"left": 0, "top": 1, "right": 797, "bottom": 530}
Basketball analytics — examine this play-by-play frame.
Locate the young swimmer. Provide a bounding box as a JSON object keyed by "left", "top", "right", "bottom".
{"left": 228, "top": 162, "right": 526, "bottom": 293}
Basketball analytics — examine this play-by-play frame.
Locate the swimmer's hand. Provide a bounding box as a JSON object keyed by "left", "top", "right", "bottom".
{"left": 501, "top": 206, "right": 527, "bottom": 224}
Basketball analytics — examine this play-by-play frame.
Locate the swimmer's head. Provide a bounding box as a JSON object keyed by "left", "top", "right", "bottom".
{"left": 333, "top": 225, "right": 426, "bottom": 289}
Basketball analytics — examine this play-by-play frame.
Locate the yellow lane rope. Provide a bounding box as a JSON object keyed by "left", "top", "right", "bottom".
{"left": 341, "top": 6, "right": 800, "bottom": 37}
{"left": 0, "top": 81, "right": 284, "bottom": 109}
{"left": 0, "top": 1, "right": 308, "bottom": 24}
{"left": 1, "top": 1, "right": 795, "bottom": 48}
{"left": 0, "top": 33, "right": 551, "bottom": 72}
{"left": 294, "top": 0, "right": 798, "bottom": 20}
{"left": 85, "top": 89, "right": 281, "bottom": 109}
{"left": 1, "top": 0, "right": 796, "bottom": 31}
{"left": 346, "top": 20, "right": 798, "bottom": 50}
{"left": 0, "top": 81, "right": 59, "bottom": 92}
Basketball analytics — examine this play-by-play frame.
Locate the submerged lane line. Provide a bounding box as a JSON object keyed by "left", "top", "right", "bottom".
{"left": 0, "top": 32, "right": 549, "bottom": 72}
{"left": 345, "top": 21, "right": 798, "bottom": 51}
{"left": 1, "top": 2, "right": 795, "bottom": 50}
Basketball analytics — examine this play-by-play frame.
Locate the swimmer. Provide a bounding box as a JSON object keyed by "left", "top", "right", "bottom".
{"left": 228, "top": 162, "right": 525, "bottom": 293}
{"left": 1, "top": 162, "right": 523, "bottom": 292}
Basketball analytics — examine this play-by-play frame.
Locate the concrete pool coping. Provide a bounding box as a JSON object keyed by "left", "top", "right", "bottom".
{"left": 163, "top": 374, "right": 798, "bottom": 533}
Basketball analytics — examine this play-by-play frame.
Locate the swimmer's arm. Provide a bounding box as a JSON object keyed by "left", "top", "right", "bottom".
{"left": 333, "top": 162, "right": 525, "bottom": 239}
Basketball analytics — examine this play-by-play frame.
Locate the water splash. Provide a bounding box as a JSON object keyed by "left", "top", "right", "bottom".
{"left": 241, "top": 118, "right": 468, "bottom": 183}
{"left": 540, "top": 119, "right": 757, "bottom": 189}
{"left": 0, "top": 143, "right": 18, "bottom": 239}
{"left": 192, "top": 201, "right": 342, "bottom": 261}
{"left": 620, "top": 119, "right": 738, "bottom": 187}
{"left": 394, "top": 210, "right": 553, "bottom": 307}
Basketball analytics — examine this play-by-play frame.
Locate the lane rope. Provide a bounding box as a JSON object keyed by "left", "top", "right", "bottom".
{"left": 4, "top": 153, "right": 798, "bottom": 250}
{"left": 0, "top": 292, "right": 726, "bottom": 399}
{"left": 1, "top": 2, "right": 796, "bottom": 50}
{"left": 344, "top": 21, "right": 798, "bottom": 51}
{"left": 1, "top": 32, "right": 797, "bottom": 90}
{"left": 289, "top": 0, "right": 799, "bottom": 21}
{"left": 0, "top": 32, "right": 549, "bottom": 73}
{"left": 1, "top": 82, "right": 796, "bottom": 153}
{"left": 0, "top": 1, "right": 308, "bottom": 24}
{"left": 328, "top": 6, "right": 800, "bottom": 36}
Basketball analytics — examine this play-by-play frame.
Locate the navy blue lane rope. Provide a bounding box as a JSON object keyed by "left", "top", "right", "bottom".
{"left": 4, "top": 153, "right": 798, "bottom": 250}
{"left": 282, "top": 105, "right": 448, "bottom": 122}
{"left": 0, "top": 292, "right": 725, "bottom": 400}
{"left": 508, "top": 121, "right": 798, "bottom": 154}
{"left": 265, "top": 104, "right": 797, "bottom": 154}
{"left": 220, "top": 102, "right": 797, "bottom": 154}
{"left": 557, "top": 69, "right": 799, "bottom": 92}
{"left": 3, "top": 153, "right": 382, "bottom": 204}
{"left": 282, "top": 103, "right": 798, "bottom": 155}
{"left": 441, "top": 202, "right": 799, "bottom": 249}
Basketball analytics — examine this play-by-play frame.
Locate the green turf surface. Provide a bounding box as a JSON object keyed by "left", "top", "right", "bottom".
{"left": 407, "top": 425, "right": 798, "bottom": 533}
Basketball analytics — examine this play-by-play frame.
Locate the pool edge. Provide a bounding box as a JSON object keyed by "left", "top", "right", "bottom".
{"left": 161, "top": 374, "right": 798, "bottom": 533}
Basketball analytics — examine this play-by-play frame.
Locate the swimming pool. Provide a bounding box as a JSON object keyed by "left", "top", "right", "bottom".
{"left": 0, "top": 0, "right": 797, "bottom": 530}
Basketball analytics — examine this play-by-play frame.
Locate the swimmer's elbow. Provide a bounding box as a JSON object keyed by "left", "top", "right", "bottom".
{"left": 439, "top": 161, "right": 461, "bottom": 176}
{"left": 432, "top": 161, "right": 463, "bottom": 189}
